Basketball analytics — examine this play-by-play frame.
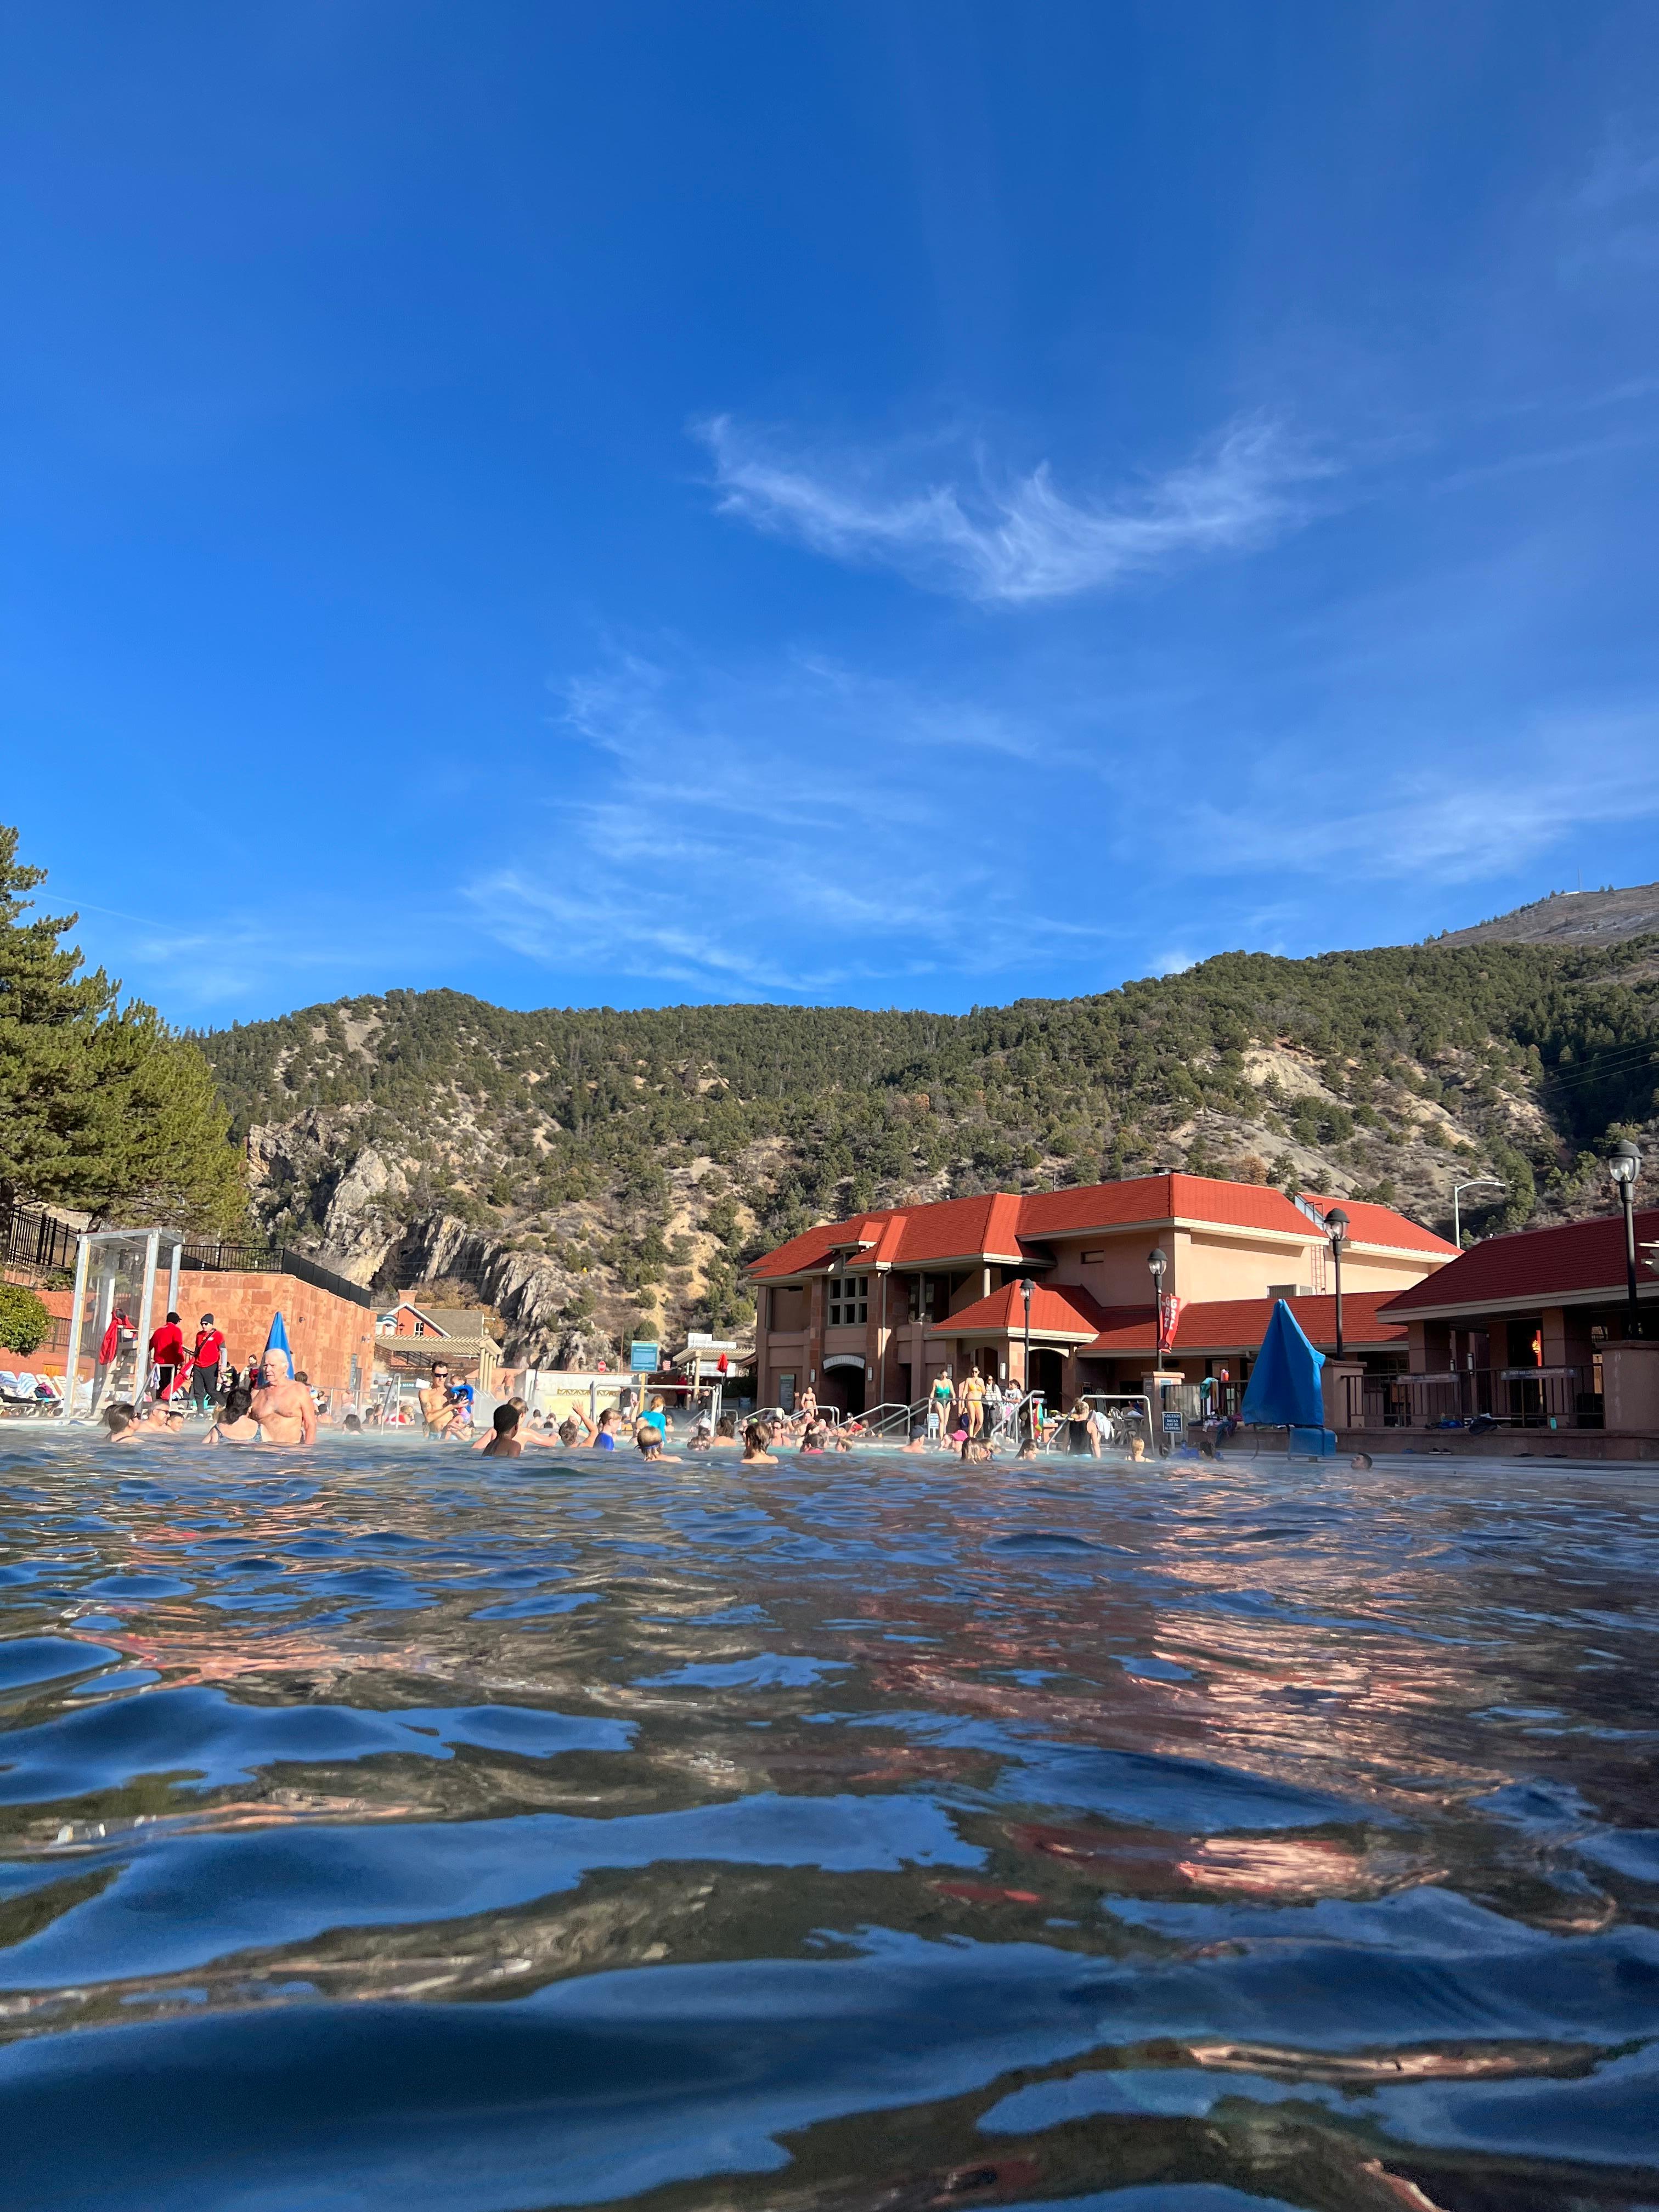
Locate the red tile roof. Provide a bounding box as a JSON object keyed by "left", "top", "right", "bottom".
{"left": 747, "top": 1190, "right": 1036, "bottom": 1279}
{"left": 748, "top": 1173, "right": 1452, "bottom": 1279}
{"left": 927, "top": 1281, "right": 1111, "bottom": 1340}
{"left": 1293, "top": 1193, "right": 1458, "bottom": 1255}
{"left": 1379, "top": 1205, "right": 1659, "bottom": 1316}
{"left": 927, "top": 1283, "right": 1408, "bottom": 1354}
{"left": 1141, "top": 1291, "right": 1407, "bottom": 1355}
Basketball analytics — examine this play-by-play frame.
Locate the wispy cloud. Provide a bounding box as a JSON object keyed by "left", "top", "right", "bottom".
{"left": 465, "top": 648, "right": 1131, "bottom": 997}
{"left": 1202, "top": 710, "right": 1659, "bottom": 888}
{"left": 1562, "top": 124, "right": 1659, "bottom": 273}
{"left": 696, "top": 413, "right": 1332, "bottom": 605}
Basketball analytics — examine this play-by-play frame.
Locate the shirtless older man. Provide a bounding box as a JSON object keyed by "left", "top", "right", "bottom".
{"left": 250, "top": 1356, "right": 316, "bottom": 1447}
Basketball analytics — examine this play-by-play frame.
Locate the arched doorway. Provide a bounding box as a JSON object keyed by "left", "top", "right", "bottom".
{"left": 1028, "top": 1347, "right": 1064, "bottom": 1412}
{"left": 820, "top": 1358, "right": 867, "bottom": 1417}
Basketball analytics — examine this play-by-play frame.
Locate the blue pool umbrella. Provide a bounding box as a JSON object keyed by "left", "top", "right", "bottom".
{"left": 1239, "top": 1300, "right": 1326, "bottom": 1430}
{"left": 263, "top": 1311, "right": 293, "bottom": 1378}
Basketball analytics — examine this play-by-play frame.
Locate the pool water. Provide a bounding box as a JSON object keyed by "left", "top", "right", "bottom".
{"left": 0, "top": 1436, "right": 1656, "bottom": 2210}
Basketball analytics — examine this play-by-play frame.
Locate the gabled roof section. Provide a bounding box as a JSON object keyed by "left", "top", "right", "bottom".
{"left": 747, "top": 1173, "right": 1453, "bottom": 1280}
{"left": 927, "top": 1281, "right": 1110, "bottom": 1340}
{"left": 1380, "top": 1206, "right": 1659, "bottom": 1315}
{"left": 748, "top": 1190, "right": 1030, "bottom": 1278}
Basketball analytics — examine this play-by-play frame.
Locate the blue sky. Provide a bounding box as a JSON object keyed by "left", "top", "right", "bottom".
{"left": 7, "top": 2, "right": 1659, "bottom": 1025}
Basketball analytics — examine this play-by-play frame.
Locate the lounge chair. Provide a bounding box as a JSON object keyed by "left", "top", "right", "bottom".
{"left": 0, "top": 1372, "right": 39, "bottom": 1414}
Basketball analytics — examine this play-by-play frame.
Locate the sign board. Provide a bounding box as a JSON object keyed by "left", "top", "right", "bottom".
{"left": 1162, "top": 1410, "right": 1184, "bottom": 1434}
{"left": 685, "top": 1334, "right": 738, "bottom": 1352}
{"left": 629, "top": 1341, "right": 661, "bottom": 1373}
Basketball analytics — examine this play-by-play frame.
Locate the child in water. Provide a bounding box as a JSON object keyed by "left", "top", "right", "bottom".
{"left": 481, "top": 1405, "right": 522, "bottom": 1457}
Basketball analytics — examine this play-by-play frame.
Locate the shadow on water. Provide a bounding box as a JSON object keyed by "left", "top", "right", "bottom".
{"left": 0, "top": 1432, "right": 1656, "bottom": 2210}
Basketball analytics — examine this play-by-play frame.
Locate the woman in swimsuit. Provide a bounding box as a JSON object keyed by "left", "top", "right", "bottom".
{"left": 1064, "top": 1400, "right": 1102, "bottom": 1458}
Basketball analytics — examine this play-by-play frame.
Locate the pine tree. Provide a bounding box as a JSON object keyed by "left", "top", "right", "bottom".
{"left": 0, "top": 826, "right": 247, "bottom": 1233}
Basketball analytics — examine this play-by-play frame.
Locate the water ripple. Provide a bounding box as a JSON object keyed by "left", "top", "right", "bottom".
{"left": 0, "top": 1436, "right": 1655, "bottom": 2208}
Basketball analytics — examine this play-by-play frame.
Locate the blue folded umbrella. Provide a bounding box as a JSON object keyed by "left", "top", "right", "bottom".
{"left": 1239, "top": 1300, "right": 1326, "bottom": 1430}
{"left": 263, "top": 1312, "right": 294, "bottom": 1379}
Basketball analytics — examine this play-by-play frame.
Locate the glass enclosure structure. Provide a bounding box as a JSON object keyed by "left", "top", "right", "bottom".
{"left": 60, "top": 1229, "right": 185, "bottom": 1418}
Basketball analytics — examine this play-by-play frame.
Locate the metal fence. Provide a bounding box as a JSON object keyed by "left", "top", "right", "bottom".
{"left": 181, "top": 1243, "right": 376, "bottom": 1310}
{"left": 1, "top": 1206, "right": 374, "bottom": 1313}
{"left": 1337, "top": 1365, "right": 1604, "bottom": 1432}
{"left": 1, "top": 1204, "right": 80, "bottom": 1278}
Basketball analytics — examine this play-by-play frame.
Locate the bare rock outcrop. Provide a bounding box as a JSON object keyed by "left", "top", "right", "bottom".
{"left": 395, "top": 1215, "right": 597, "bottom": 1366}
{"left": 318, "top": 1147, "right": 409, "bottom": 1286}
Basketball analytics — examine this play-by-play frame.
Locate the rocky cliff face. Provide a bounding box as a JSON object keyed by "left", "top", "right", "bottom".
{"left": 245, "top": 1137, "right": 608, "bottom": 1366}
{"left": 391, "top": 1214, "right": 611, "bottom": 1369}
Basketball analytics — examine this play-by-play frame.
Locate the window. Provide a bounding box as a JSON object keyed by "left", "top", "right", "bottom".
{"left": 828, "top": 1275, "right": 868, "bottom": 1326}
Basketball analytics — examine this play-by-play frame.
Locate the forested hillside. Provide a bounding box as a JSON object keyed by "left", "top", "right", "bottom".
{"left": 197, "top": 938, "right": 1659, "bottom": 1362}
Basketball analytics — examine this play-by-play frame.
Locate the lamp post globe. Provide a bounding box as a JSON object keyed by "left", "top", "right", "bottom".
{"left": 1610, "top": 1141, "right": 1643, "bottom": 1339}
{"left": 1325, "top": 1205, "right": 1349, "bottom": 1360}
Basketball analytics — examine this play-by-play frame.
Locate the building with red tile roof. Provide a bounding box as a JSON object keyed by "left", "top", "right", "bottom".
{"left": 747, "top": 1171, "right": 1452, "bottom": 1418}
{"left": 1362, "top": 1204, "right": 1659, "bottom": 1441}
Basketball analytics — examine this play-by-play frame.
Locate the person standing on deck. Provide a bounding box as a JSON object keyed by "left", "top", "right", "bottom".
{"left": 190, "top": 1315, "right": 225, "bottom": 1414}
{"left": 929, "top": 1368, "right": 955, "bottom": 1439}
{"left": 149, "top": 1312, "right": 186, "bottom": 1402}
{"left": 963, "top": 1368, "right": 985, "bottom": 1437}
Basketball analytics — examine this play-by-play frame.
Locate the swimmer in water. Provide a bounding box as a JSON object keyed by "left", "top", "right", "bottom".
{"left": 741, "top": 1420, "right": 777, "bottom": 1465}
{"left": 103, "top": 1401, "right": 185, "bottom": 1444}
{"left": 249, "top": 1356, "right": 317, "bottom": 1448}
{"left": 481, "top": 1404, "right": 522, "bottom": 1458}
{"left": 471, "top": 1397, "right": 562, "bottom": 1449}
{"left": 204, "top": 1379, "right": 262, "bottom": 1446}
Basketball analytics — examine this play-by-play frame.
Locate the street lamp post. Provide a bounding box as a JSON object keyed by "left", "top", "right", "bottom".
{"left": 1148, "top": 1247, "right": 1169, "bottom": 1454}
{"left": 1021, "top": 1276, "right": 1033, "bottom": 1444}
{"left": 1325, "top": 1206, "right": 1348, "bottom": 1360}
{"left": 1609, "top": 1141, "right": 1643, "bottom": 1340}
{"left": 1452, "top": 1175, "right": 1506, "bottom": 1250}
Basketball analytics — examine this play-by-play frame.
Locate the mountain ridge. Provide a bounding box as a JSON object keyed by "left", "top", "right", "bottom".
{"left": 1430, "top": 880, "right": 1659, "bottom": 951}
{"left": 196, "top": 934, "right": 1659, "bottom": 1364}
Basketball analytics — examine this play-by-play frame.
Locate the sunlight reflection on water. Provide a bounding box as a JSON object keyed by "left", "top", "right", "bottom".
{"left": 0, "top": 1435, "right": 1656, "bottom": 2210}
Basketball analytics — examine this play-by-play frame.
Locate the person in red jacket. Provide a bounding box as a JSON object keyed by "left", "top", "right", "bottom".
{"left": 149, "top": 1311, "right": 187, "bottom": 1402}
{"left": 190, "top": 1314, "right": 226, "bottom": 1414}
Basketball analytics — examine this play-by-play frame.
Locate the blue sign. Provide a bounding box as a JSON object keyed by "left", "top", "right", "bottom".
{"left": 629, "top": 1341, "right": 660, "bottom": 1373}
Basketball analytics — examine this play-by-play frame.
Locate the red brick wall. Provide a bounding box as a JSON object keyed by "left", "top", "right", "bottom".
{"left": 20, "top": 1276, "right": 372, "bottom": 1396}
{"left": 175, "top": 1273, "right": 377, "bottom": 1396}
